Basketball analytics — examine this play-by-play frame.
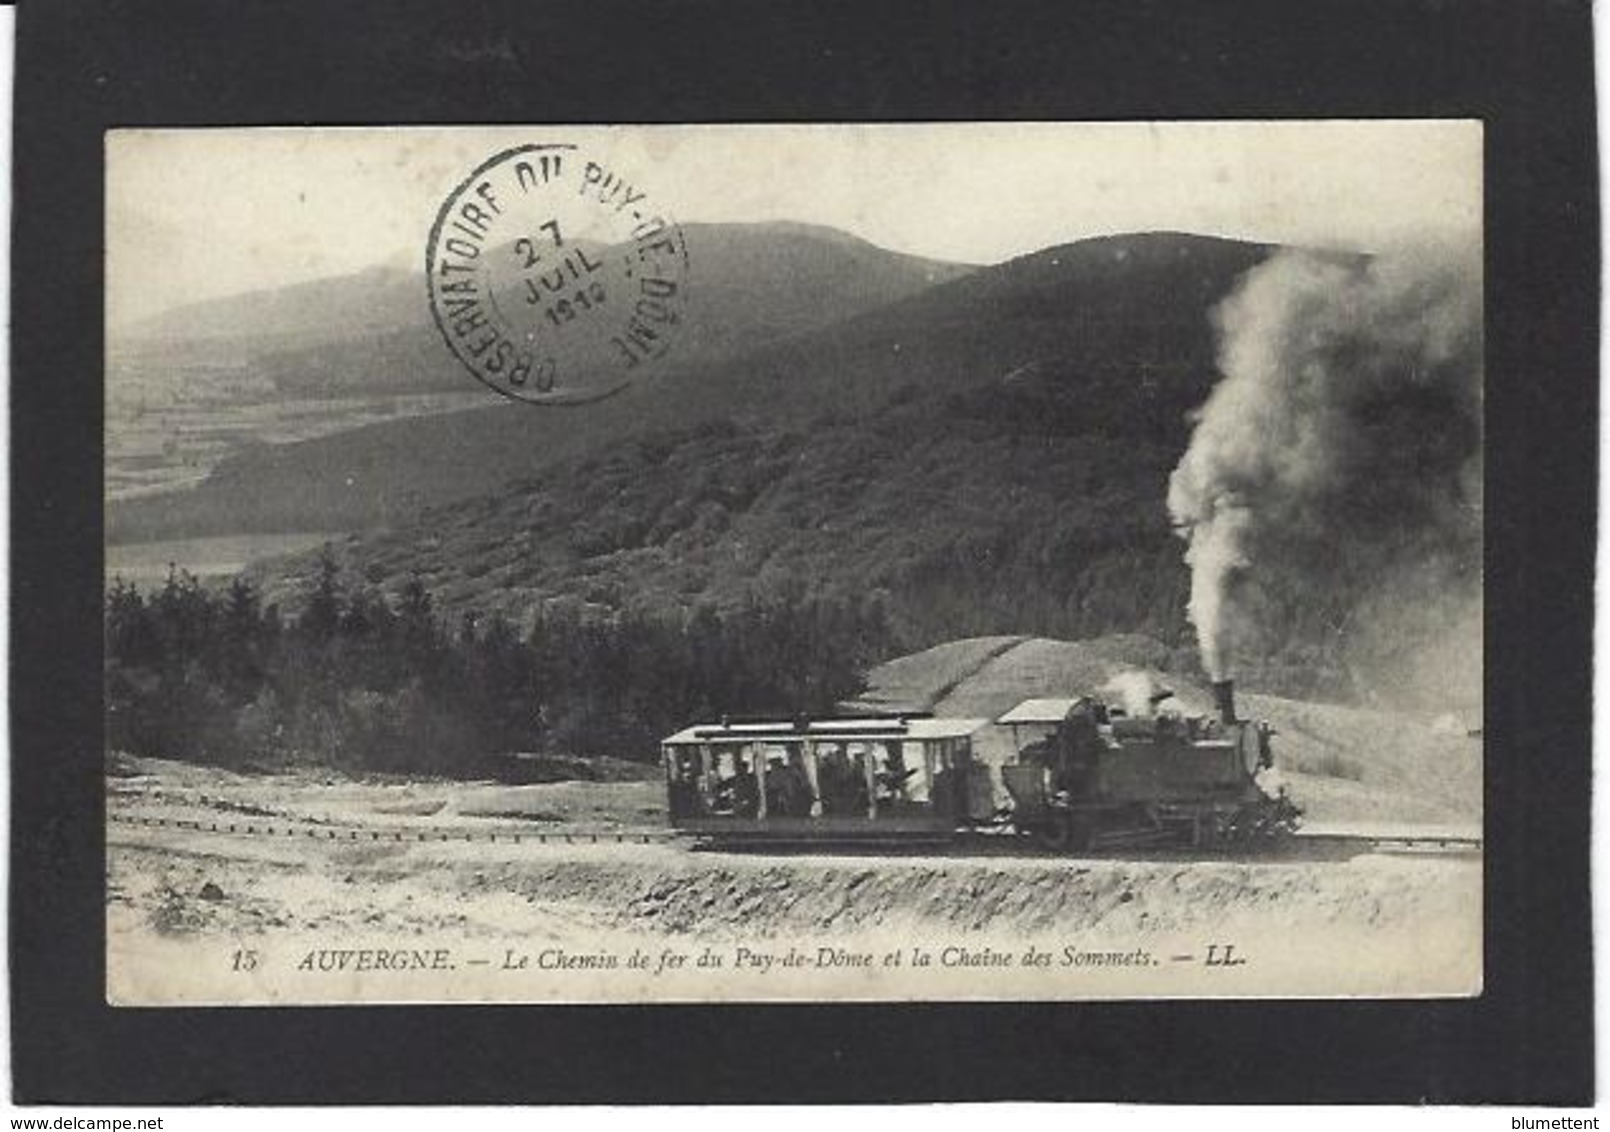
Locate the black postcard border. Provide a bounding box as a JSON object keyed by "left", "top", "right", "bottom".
{"left": 10, "top": 0, "right": 1597, "bottom": 1106}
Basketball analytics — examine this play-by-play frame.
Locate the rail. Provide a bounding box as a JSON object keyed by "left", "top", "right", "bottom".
{"left": 107, "top": 809, "right": 678, "bottom": 846}
{"left": 1295, "top": 831, "right": 1483, "bottom": 855}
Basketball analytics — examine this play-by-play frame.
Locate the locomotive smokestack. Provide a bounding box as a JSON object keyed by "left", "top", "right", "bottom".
{"left": 1213, "top": 679, "right": 1237, "bottom": 725}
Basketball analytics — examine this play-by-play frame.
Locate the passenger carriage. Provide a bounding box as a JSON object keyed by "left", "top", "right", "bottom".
{"left": 661, "top": 714, "right": 990, "bottom": 844}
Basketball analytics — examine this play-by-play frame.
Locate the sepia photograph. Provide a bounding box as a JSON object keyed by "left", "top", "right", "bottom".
{"left": 101, "top": 121, "right": 1485, "bottom": 1006}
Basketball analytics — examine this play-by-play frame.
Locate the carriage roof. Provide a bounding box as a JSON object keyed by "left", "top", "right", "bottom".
{"left": 661, "top": 716, "right": 989, "bottom": 746}
{"left": 996, "top": 697, "right": 1094, "bottom": 725}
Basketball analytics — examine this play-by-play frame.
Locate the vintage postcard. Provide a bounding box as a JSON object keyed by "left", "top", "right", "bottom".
{"left": 103, "top": 122, "right": 1483, "bottom": 1006}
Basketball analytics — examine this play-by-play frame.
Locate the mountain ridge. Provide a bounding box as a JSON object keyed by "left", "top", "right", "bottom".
{"left": 115, "top": 221, "right": 972, "bottom": 348}
{"left": 109, "top": 230, "right": 1271, "bottom": 544}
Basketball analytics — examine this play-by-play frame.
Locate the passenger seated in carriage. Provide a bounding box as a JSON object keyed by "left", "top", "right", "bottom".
{"left": 764, "top": 755, "right": 812, "bottom": 818}
{"left": 712, "top": 754, "right": 761, "bottom": 818}
{"left": 817, "top": 747, "right": 868, "bottom": 816}
{"left": 874, "top": 743, "right": 919, "bottom": 806}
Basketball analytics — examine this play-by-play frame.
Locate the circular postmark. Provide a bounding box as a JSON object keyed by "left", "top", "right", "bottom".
{"left": 427, "top": 143, "right": 690, "bottom": 404}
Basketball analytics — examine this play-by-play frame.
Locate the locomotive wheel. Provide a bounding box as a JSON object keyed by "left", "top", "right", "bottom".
{"left": 1034, "top": 813, "right": 1094, "bottom": 854}
{"left": 1033, "top": 817, "right": 1072, "bottom": 852}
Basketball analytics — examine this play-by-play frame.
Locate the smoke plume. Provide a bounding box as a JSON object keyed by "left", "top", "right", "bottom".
{"left": 1167, "top": 245, "right": 1482, "bottom": 702}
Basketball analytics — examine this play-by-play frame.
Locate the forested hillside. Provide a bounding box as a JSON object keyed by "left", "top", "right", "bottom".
{"left": 107, "top": 556, "right": 891, "bottom": 773}
{"left": 257, "top": 405, "right": 1199, "bottom": 666}
{"left": 239, "top": 233, "right": 1432, "bottom": 697}
{"left": 115, "top": 230, "right": 1470, "bottom": 706}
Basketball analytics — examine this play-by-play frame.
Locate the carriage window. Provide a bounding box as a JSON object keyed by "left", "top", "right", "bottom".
{"left": 904, "top": 744, "right": 932, "bottom": 805}
{"left": 665, "top": 747, "right": 704, "bottom": 818}
{"left": 930, "top": 741, "right": 960, "bottom": 815}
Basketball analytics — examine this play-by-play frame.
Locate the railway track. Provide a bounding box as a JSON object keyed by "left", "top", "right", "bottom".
{"left": 108, "top": 807, "right": 1479, "bottom": 859}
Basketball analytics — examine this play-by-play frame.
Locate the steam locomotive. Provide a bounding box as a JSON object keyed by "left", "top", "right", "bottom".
{"left": 661, "top": 679, "right": 1300, "bottom": 852}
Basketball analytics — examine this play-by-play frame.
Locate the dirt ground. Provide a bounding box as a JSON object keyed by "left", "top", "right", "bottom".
{"left": 106, "top": 757, "right": 1482, "bottom": 1004}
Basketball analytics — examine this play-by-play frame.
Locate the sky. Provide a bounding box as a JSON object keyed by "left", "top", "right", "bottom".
{"left": 106, "top": 121, "right": 1482, "bottom": 327}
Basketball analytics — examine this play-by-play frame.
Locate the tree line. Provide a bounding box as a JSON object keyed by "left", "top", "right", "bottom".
{"left": 105, "top": 550, "right": 894, "bottom": 776}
